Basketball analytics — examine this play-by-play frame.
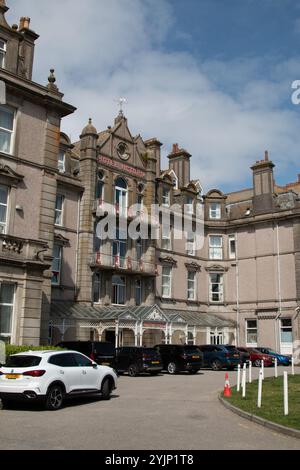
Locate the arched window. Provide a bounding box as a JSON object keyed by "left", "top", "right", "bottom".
{"left": 96, "top": 172, "right": 105, "bottom": 201}
{"left": 115, "top": 177, "right": 128, "bottom": 216}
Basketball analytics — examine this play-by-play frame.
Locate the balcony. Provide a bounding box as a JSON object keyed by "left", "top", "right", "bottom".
{"left": 0, "top": 234, "right": 50, "bottom": 269}
{"left": 90, "top": 252, "right": 157, "bottom": 276}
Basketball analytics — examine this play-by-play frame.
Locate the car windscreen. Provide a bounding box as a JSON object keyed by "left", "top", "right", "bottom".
{"left": 142, "top": 348, "right": 157, "bottom": 355}
{"left": 94, "top": 343, "right": 115, "bottom": 355}
{"left": 5, "top": 356, "right": 42, "bottom": 368}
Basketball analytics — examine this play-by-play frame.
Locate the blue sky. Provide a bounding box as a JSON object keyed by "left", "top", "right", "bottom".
{"left": 7, "top": 0, "right": 300, "bottom": 192}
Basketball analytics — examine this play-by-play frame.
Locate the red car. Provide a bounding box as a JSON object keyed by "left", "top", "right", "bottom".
{"left": 237, "top": 347, "right": 274, "bottom": 367}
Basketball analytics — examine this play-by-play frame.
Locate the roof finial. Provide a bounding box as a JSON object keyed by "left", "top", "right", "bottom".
{"left": 47, "top": 69, "right": 59, "bottom": 92}
{"left": 116, "top": 97, "right": 127, "bottom": 116}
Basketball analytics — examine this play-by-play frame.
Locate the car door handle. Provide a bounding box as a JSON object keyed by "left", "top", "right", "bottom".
{"left": 82, "top": 371, "right": 87, "bottom": 375}
{"left": 59, "top": 370, "right": 64, "bottom": 375}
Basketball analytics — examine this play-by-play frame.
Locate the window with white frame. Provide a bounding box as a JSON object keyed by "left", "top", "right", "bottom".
{"left": 0, "top": 283, "right": 15, "bottom": 343}
{"left": 112, "top": 275, "right": 126, "bottom": 305}
{"left": 58, "top": 149, "right": 66, "bottom": 173}
{"left": 92, "top": 272, "right": 101, "bottom": 304}
{"left": 0, "top": 39, "right": 6, "bottom": 69}
{"left": 209, "top": 202, "right": 221, "bottom": 220}
{"left": 162, "top": 266, "right": 172, "bottom": 298}
{"left": 187, "top": 271, "right": 196, "bottom": 301}
{"left": 246, "top": 320, "right": 258, "bottom": 345}
{"left": 209, "top": 273, "right": 224, "bottom": 303}
{"left": 280, "top": 319, "right": 293, "bottom": 344}
{"left": 209, "top": 236, "right": 223, "bottom": 260}
{"left": 51, "top": 244, "right": 62, "bottom": 285}
{"left": 186, "top": 231, "right": 196, "bottom": 256}
{"left": 162, "top": 224, "right": 172, "bottom": 251}
{"left": 55, "top": 195, "right": 64, "bottom": 226}
{"left": 115, "top": 177, "right": 128, "bottom": 217}
{"left": 135, "top": 278, "right": 142, "bottom": 306}
{"left": 0, "top": 185, "right": 8, "bottom": 234}
{"left": 186, "top": 196, "right": 194, "bottom": 214}
{"left": 162, "top": 186, "right": 170, "bottom": 207}
{"left": 0, "top": 105, "right": 15, "bottom": 155}
{"left": 228, "top": 234, "right": 236, "bottom": 259}
{"left": 210, "top": 328, "right": 224, "bottom": 345}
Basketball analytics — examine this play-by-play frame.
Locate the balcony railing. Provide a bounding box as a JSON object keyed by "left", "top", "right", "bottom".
{"left": 0, "top": 234, "right": 49, "bottom": 266}
{"left": 91, "top": 252, "right": 157, "bottom": 275}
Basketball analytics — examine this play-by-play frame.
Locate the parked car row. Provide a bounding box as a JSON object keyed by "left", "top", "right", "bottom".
{"left": 0, "top": 342, "right": 291, "bottom": 411}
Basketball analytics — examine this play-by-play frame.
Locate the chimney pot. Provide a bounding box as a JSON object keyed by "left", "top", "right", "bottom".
{"left": 19, "top": 16, "right": 30, "bottom": 30}
{"left": 265, "top": 150, "right": 269, "bottom": 161}
{"left": 172, "top": 143, "right": 179, "bottom": 153}
{"left": 298, "top": 174, "right": 300, "bottom": 183}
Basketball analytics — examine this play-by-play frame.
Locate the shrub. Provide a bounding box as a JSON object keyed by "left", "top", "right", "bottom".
{"left": 5, "top": 345, "right": 63, "bottom": 358}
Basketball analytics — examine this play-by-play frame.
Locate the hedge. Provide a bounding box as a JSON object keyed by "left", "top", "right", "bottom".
{"left": 5, "top": 345, "right": 63, "bottom": 358}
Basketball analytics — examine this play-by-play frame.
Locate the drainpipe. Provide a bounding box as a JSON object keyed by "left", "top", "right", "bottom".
{"left": 235, "top": 231, "right": 240, "bottom": 346}
{"left": 275, "top": 222, "right": 282, "bottom": 353}
{"left": 74, "top": 192, "right": 82, "bottom": 299}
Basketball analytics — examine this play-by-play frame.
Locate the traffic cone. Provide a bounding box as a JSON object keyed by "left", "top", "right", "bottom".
{"left": 223, "top": 372, "right": 232, "bottom": 398}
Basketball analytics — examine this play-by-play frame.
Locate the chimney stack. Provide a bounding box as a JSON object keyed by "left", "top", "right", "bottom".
{"left": 168, "top": 143, "right": 191, "bottom": 188}
{"left": 251, "top": 150, "right": 275, "bottom": 214}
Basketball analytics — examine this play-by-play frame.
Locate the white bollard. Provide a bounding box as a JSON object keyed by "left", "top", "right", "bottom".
{"left": 248, "top": 360, "right": 252, "bottom": 384}
{"left": 257, "top": 369, "right": 263, "bottom": 408}
{"left": 292, "top": 357, "right": 295, "bottom": 376}
{"left": 261, "top": 360, "right": 264, "bottom": 380}
{"left": 284, "top": 371, "right": 289, "bottom": 416}
{"left": 237, "top": 364, "right": 241, "bottom": 392}
{"left": 242, "top": 366, "right": 246, "bottom": 398}
{"left": 274, "top": 358, "right": 278, "bottom": 378}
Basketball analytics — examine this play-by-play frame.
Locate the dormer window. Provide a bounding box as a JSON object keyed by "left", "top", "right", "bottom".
{"left": 58, "top": 149, "right": 66, "bottom": 173}
{"left": 0, "top": 40, "right": 6, "bottom": 69}
{"left": 209, "top": 202, "right": 221, "bottom": 220}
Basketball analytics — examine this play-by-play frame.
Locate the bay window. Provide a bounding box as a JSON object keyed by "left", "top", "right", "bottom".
{"left": 0, "top": 105, "right": 15, "bottom": 155}
{"left": 112, "top": 275, "right": 126, "bottom": 305}
{"left": 0, "top": 283, "right": 15, "bottom": 343}
{"left": 51, "top": 244, "right": 62, "bottom": 285}
{"left": 162, "top": 266, "right": 172, "bottom": 298}
{"left": 209, "top": 236, "right": 223, "bottom": 260}
{"left": 0, "top": 184, "right": 8, "bottom": 234}
{"left": 187, "top": 271, "right": 196, "bottom": 301}
{"left": 209, "top": 273, "right": 224, "bottom": 303}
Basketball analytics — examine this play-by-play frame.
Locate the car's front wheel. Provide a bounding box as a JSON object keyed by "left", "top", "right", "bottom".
{"left": 128, "top": 364, "right": 138, "bottom": 377}
{"left": 254, "top": 359, "right": 261, "bottom": 367}
{"left": 101, "top": 378, "right": 112, "bottom": 400}
{"left": 167, "top": 362, "right": 177, "bottom": 375}
{"left": 45, "top": 384, "right": 64, "bottom": 411}
{"left": 211, "top": 360, "right": 223, "bottom": 371}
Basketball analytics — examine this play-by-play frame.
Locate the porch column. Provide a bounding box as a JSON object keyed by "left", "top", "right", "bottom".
{"left": 185, "top": 325, "right": 189, "bottom": 345}
{"left": 193, "top": 326, "right": 197, "bottom": 345}
{"left": 169, "top": 323, "right": 173, "bottom": 345}
{"left": 115, "top": 321, "right": 119, "bottom": 348}
{"left": 139, "top": 321, "right": 143, "bottom": 346}
{"left": 135, "top": 322, "right": 138, "bottom": 346}
{"left": 165, "top": 323, "right": 169, "bottom": 345}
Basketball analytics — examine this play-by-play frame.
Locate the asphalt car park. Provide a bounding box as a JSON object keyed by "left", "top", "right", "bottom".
{"left": 0, "top": 367, "right": 299, "bottom": 450}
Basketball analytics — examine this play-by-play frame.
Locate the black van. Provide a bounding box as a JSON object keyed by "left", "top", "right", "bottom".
{"left": 116, "top": 347, "right": 163, "bottom": 377}
{"left": 56, "top": 341, "right": 116, "bottom": 368}
{"left": 154, "top": 344, "right": 203, "bottom": 374}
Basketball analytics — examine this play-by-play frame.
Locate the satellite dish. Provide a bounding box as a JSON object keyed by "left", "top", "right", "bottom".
{"left": 0, "top": 80, "right": 6, "bottom": 105}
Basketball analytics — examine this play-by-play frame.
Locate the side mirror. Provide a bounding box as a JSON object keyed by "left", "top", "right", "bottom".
{"left": 92, "top": 362, "right": 98, "bottom": 369}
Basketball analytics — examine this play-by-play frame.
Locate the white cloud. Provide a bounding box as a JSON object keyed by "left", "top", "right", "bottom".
{"left": 7, "top": 0, "right": 300, "bottom": 190}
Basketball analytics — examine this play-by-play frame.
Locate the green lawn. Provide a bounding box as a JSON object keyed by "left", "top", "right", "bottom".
{"left": 225, "top": 375, "right": 300, "bottom": 430}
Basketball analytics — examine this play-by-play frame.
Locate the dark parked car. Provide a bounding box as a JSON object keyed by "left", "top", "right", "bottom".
{"left": 197, "top": 345, "right": 241, "bottom": 371}
{"left": 255, "top": 347, "right": 291, "bottom": 366}
{"left": 56, "top": 341, "right": 116, "bottom": 368}
{"left": 237, "top": 347, "right": 274, "bottom": 367}
{"left": 227, "top": 345, "right": 250, "bottom": 364}
{"left": 115, "top": 347, "right": 163, "bottom": 377}
{"left": 154, "top": 344, "right": 203, "bottom": 374}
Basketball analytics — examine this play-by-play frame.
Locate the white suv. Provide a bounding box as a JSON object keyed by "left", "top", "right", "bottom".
{"left": 0, "top": 350, "right": 118, "bottom": 410}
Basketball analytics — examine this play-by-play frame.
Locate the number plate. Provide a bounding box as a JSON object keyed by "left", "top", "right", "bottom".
{"left": 151, "top": 361, "right": 160, "bottom": 365}
{"left": 192, "top": 356, "right": 199, "bottom": 359}
{"left": 5, "top": 374, "right": 21, "bottom": 380}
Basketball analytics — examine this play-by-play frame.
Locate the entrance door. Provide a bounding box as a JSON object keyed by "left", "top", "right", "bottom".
{"left": 105, "top": 330, "right": 116, "bottom": 345}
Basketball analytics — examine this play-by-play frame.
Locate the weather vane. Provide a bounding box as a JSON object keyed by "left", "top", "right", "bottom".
{"left": 115, "top": 97, "right": 127, "bottom": 115}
